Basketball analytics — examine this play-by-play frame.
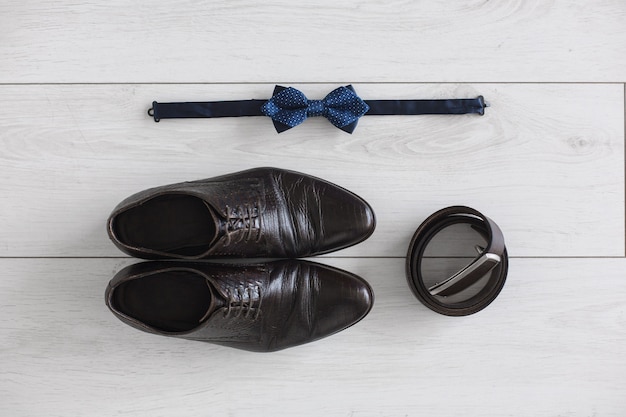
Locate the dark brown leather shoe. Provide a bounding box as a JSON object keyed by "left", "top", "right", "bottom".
{"left": 105, "top": 260, "right": 373, "bottom": 352}
{"left": 107, "top": 167, "right": 375, "bottom": 259}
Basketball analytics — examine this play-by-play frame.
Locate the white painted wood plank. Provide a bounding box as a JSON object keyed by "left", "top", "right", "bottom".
{"left": 1, "top": 257, "right": 624, "bottom": 416}
{"left": 0, "top": 83, "right": 622, "bottom": 257}
{"left": 0, "top": 1, "right": 625, "bottom": 83}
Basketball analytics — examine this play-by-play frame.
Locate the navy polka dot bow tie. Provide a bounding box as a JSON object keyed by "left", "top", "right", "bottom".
{"left": 149, "top": 85, "right": 487, "bottom": 134}
{"left": 260, "top": 85, "right": 370, "bottom": 133}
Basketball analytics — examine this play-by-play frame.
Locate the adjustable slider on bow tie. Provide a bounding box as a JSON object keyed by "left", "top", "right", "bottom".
{"left": 148, "top": 85, "right": 487, "bottom": 134}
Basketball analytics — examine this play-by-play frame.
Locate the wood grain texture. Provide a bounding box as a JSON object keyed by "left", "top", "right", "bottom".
{"left": 1, "top": 2, "right": 624, "bottom": 416}
{"left": 1, "top": 257, "right": 624, "bottom": 417}
{"left": 0, "top": 0, "right": 625, "bottom": 83}
{"left": 0, "top": 83, "right": 622, "bottom": 257}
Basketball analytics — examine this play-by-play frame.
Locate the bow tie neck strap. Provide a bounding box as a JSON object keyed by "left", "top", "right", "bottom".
{"left": 364, "top": 96, "right": 485, "bottom": 116}
{"left": 148, "top": 99, "right": 266, "bottom": 121}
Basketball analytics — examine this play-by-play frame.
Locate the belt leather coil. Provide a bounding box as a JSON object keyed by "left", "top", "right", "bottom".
{"left": 406, "top": 206, "right": 508, "bottom": 316}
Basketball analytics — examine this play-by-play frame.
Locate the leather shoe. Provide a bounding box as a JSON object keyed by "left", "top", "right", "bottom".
{"left": 105, "top": 260, "right": 373, "bottom": 352}
{"left": 107, "top": 167, "right": 375, "bottom": 259}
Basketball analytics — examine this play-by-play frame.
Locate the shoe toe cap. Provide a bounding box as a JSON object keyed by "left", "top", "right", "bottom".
{"left": 311, "top": 264, "right": 374, "bottom": 339}
{"left": 276, "top": 169, "right": 376, "bottom": 255}
{"left": 317, "top": 185, "right": 376, "bottom": 253}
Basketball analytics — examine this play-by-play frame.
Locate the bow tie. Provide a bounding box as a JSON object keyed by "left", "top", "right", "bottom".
{"left": 260, "top": 85, "right": 370, "bottom": 134}
{"left": 148, "top": 86, "right": 487, "bottom": 134}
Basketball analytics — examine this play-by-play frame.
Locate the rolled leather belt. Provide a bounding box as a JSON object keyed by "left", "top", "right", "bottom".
{"left": 406, "top": 206, "right": 508, "bottom": 316}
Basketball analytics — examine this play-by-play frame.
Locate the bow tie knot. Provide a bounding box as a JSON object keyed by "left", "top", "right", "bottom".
{"left": 260, "top": 86, "right": 370, "bottom": 133}
{"left": 306, "top": 100, "right": 325, "bottom": 117}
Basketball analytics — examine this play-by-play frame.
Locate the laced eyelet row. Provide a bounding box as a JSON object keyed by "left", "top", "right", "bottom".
{"left": 223, "top": 284, "right": 262, "bottom": 321}
{"left": 223, "top": 201, "right": 262, "bottom": 246}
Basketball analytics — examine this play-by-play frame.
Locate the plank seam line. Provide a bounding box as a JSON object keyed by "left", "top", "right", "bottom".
{"left": 0, "top": 256, "right": 624, "bottom": 260}
{"left": 0, "top": 82, "right": 625, "bottom": 86}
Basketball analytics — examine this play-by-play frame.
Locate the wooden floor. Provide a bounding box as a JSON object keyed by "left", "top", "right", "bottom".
{"left": 1, "top": 2, "right": 625, "bottom": 416}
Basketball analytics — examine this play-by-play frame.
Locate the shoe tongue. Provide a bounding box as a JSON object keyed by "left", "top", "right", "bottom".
{"left": 202, "top": 200, "right": 228, "bottom": 247}
{"left": 198, "top": 278, "right": 226, "bottom": 323}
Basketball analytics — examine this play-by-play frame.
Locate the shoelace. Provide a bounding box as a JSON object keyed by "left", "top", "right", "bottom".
{"left": 223, "top": 202, "right": 262, "bottom": 246}
{"left": 223, "top": 285, "right": 263, "bottom": 320}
